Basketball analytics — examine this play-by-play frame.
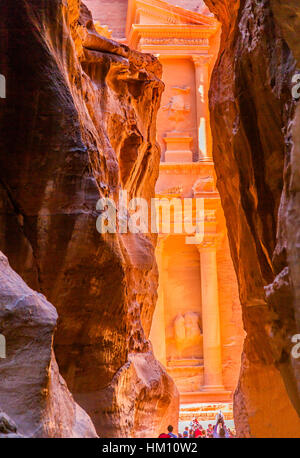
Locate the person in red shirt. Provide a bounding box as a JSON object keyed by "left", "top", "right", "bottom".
{"left": 158, "top": 425, "right": 177, "bottom": 438}
{"left": 158, "top": 433, "right": 170, "bottom": 438}
{"left": 194, "top": 427, "right": 202, "bottom": 438}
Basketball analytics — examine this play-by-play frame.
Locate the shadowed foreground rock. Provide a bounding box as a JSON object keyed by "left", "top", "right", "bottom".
{"left": 0, "top": 411, "right": 22, "bottom": 438}
{"left": 204, "top": 0, "right": 300, "bottom": 437}
{"left": 0, "top": 0, "right": 179, "bottom": 437}
{"left": 0, "top": 252, "right": 97, "bottom": 438}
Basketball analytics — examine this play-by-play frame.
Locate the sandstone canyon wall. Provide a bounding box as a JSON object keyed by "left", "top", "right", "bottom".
{"left": 165, "top": 0, "right": 211, "bottom": 15}
{"left": 84, "top": 0, "right": 128, "bottom": 37}
{"left": 204, "top": 0, "right": 300, "bottom": 437}
{"left": 0, "top": 0, "right": 179, "bottom": 437}
{"left": 0, "top": 252, "right": 97, "bottom": 438}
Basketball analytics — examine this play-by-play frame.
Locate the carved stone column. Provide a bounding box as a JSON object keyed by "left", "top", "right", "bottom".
{"left": 149, "top": 236, "right": 167, "bottom": 366}
{"left": 192, "top": 55, "right": 213, "bottom": 162}
{"left": 197, "top": 239, "right": 224, "bottom": 391}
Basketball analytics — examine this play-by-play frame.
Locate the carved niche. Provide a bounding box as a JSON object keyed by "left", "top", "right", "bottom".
{"left": 172, "top": 311, "right": 203, "bottom": 360}
{"left": 162, "top": 86, "right": 191, "bottom": 125}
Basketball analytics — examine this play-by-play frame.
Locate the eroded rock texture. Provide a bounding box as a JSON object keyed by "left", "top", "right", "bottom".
{"left": 204, "top": 0, "right": 300, "bottom": 437}
{"left": 0, "top": 0, "right": 178, "bottom": 437}
{"left": 0, "top": 252, "right": 97, "bottom": 437}
{"left": 0, "top": 411, "right": 22, "bottom": 439}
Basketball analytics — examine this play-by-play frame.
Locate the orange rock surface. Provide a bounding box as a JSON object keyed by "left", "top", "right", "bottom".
{"left": 0, "top": 0, "right": 179, "bottom": 437}
{"left": 204, "top": 0, "right": 300, "bottom": 437}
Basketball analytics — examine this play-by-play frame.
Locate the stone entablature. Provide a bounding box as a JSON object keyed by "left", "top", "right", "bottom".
{"left": 129, "top": 25, "right": 215, "bottom": 52}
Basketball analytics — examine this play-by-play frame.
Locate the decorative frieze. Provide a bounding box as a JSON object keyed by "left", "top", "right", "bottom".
{"left": 140, "top": 37, "right": 210, "bottom": 46}
{"left": 129, "top": 25, "right": 216, "bottom": 49}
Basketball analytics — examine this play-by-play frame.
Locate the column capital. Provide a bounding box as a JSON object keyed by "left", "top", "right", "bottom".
{"left": 196, "top": 240, "right": 216, "bottom": 253}
{"left": 196, "top": 234, "right": 223, "bottom": 252}
{"left": 156, "top": 234, "right": 169, "bottom": 252}
{"left": 192, "top": 54, "right": 213, "bottom": 67}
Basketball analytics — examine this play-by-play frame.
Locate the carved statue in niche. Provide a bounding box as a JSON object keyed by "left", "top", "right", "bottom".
{"left": 184, "top": 311, "right": 202, "bottom": 339}
{"left": 162, "top": 86, "right": 190, "bottom": 126}
{"left": 192, "top": 175, "right": 215, "bottom": 197}
{"left": 172, "top": 311, "right": 203, "bottom": 360}
{"left": 174, "top": 314, "right": 186, "bottom": 342}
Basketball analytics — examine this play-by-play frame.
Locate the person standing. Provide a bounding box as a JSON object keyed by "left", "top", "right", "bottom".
{"left": 158, "top": 425, "right": 177, "bottom": 438}
{"left": 167, "top": 425, "right": 177, "bottom": 438}
{"left": 207, "top": 424, "right": 213, "bottom": 438}
{"left": 183, "top": 427, "right": 189, "bottom": 438}
{"left": 213, "top": 418, "right": 229, "bottom": 438}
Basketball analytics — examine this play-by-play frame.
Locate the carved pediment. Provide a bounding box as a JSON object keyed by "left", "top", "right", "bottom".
{"left": 126, "top": 0, "right": 218, "bottom": 37}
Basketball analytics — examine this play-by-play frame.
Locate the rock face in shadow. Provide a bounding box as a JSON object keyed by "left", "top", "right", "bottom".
{"left": 0, "top": 411, "right": 22, "bottom": 439}
{"left": 204, "top": 0, "right": 300, "bottom": 437}
{"left": 0, "top": 252, "right": 97, "bottom": 438}
{"left": 0, "top": 0, "right": 179, "bottom": 437}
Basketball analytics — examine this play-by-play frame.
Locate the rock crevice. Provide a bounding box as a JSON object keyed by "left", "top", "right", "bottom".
{"left": 204, "top": 0, "right": 300, "bottom": 437}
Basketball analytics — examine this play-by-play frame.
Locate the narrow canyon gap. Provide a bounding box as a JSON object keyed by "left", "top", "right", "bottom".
{"left": 203, "top": 0, "right": 300, "bottom": 437}
{"left": 84, "top": 0, "right": 248, "bottom": 433}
